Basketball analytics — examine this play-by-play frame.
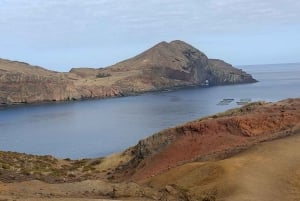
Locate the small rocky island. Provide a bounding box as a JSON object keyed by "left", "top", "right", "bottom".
{"left": 0, "top": 40, "right": 256, "bottom": 105}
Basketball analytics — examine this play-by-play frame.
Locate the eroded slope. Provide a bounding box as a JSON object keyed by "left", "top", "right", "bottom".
{"left": 117, "top": 99, "right": 300, "bottom": 181}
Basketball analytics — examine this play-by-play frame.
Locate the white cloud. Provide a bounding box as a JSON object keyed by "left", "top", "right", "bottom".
{"left": 0, "top": 0, "right": 299, "bottom": 34}
{"left": 208, "top": 0, "right": 300, "bottom": 25}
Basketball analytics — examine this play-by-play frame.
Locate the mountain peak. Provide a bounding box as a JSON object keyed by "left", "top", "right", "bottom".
{"left": 150, "top": 40, "right": 197, "bottom": 51}
{"left": 169, "top": 40, "right": 191, "bottom": 46}
{"left": 136, "top": 40, "right": 204, "bottom": 61}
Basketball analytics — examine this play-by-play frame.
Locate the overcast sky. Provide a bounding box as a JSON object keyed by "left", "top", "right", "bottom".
{"left": 0, "top": 0, "right": 299, "bottom": 72}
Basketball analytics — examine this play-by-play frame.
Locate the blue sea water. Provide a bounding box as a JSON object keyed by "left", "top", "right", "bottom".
{"left": 0, "top": 63, "right": 299, "bottom": 159}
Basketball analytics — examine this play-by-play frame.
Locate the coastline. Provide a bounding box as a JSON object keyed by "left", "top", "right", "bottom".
{"left": 0, "top": 81, "right": 258, "bottom": 110}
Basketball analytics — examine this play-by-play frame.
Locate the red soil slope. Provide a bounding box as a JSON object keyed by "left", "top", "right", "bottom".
{"left": 119, "top": 98, "right": 300, "bottom": 181}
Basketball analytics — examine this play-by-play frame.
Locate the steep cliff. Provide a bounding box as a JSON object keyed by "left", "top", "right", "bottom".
{"left": 208, "top": 59, "right": 255, "bottom": 84}
{"left": 0, "top": 40, "right": 256, "bottom": 105}
{"left": 0, "top": 59, "right": 73, "bottom": 104}
{"left": 0, "top": 59, "right": 125, "bottom": 104}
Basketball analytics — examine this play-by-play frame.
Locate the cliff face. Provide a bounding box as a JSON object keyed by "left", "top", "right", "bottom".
{"left": 0, "top": 40, "right": 256, "bottom": 105}
{"left": 0, "top": 59, "right": 73, "bottom": 104}
{"left": 0, "top": 59, "right": 122, "bottom": 104}
{"left": 208, "top": 59, "right": 255, "bottom": 85}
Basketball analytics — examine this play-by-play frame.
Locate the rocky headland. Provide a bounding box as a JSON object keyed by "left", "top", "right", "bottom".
{"left": 0, "top": 98, "right": 300, "bottom": 201}
{"left": 0, "top": 40, "right": 256, "bottom": 105}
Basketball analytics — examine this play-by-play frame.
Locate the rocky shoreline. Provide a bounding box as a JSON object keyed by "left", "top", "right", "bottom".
{"left": 0, "top": 81, "right": 254, "bottom": 109}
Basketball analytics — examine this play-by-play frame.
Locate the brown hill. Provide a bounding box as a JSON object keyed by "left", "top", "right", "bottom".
{"left": 71, "top": 40, "right": 256, "bottom": 92}
{"left": 0, "top": 40, "right": 256, "bottom": 105}
{"left": 0, "top": 59, "right": 122, "bottom": 105}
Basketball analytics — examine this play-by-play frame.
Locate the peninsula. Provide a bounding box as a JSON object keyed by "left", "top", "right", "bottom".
{"left": 0, "top": 40, "right": 256, "bottom": 105}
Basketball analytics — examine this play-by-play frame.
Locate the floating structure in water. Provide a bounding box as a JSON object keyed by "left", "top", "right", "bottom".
{"left": 217, "top": 98, "right": 235, "bottom": 105}
{"left": 217, "top": 98, "right": 253, "bottom": 106}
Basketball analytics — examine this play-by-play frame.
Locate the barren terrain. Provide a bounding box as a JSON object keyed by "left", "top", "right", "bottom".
{"left": 145, "top": 132, "right": 300, "bottom": 201}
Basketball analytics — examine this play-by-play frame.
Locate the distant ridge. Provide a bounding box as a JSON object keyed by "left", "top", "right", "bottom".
{"left": 238, "top": 62, "right": 300, "bottom": 67}
{"left": 0, "top": 40, "right": 257, "bottom": 105}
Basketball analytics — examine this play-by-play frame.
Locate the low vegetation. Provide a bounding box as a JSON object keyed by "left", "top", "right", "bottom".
{"left": 96, "top": 72, "right": 111, "bottom": 78}
{"left": 0, "top": 151, "right": 107, "bottom": 183}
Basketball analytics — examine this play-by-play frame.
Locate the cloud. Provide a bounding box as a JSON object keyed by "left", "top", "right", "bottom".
{"left": 0, "top": 0, "right": 299, "bottom": 34}
{"left": 208, "top": 0, "right": 300, "bottom": 25}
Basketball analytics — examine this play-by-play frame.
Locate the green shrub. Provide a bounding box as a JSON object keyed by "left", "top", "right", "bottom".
{"left": 96, "top": 73, "right": 111, "bottom": 78}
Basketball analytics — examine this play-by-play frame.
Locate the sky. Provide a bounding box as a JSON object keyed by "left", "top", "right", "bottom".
{"left": 0, "top": 0, "right": 299, "bottom": 72}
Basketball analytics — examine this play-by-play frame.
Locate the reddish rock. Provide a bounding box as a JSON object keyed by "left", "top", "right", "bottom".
{"left": 118, "top": 99, "right": 300, "bottom": 181}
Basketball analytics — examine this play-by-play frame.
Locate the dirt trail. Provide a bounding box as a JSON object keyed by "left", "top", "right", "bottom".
{"left": 0, "top": 179, "right": 154, "bottom": 201}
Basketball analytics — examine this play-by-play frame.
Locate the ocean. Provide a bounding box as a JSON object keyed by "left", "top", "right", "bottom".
{"left": 0, "top": 63, "right": 299, "bottom": 159}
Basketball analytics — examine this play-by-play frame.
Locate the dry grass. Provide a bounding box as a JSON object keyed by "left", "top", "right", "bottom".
{"left": 96, "top": 153, "right": 132, "bottom": 172}
{"left": 0, "top": 151, "right": 108, "bottom": 183}
{"left": 73, "top": 70, "right": 141, "bottom": 87}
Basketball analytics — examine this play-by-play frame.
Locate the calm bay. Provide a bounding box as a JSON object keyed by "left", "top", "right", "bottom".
{"left": 0, "top": 63, "right": 299, "bottom": 159}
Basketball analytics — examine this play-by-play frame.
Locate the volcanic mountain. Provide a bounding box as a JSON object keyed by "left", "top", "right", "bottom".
{"left": 0, "top": 40, "right": 256, "bottom": 105}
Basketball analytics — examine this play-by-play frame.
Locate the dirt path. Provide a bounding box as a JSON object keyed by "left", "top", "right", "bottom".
{"left": 0, "top": 179, "right": 154, "bottom": 201}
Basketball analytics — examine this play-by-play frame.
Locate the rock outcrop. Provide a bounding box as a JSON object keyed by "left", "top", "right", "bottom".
{"left": 208, "top": 59, "right": 255, "bottom": 84}
{"left": 0, "top": 40, "right": 256, "bottom": 105}
{"left": 0, "top": 59, "right": 122, "bottom": 104}
{"left": 0, "top": 59, "right": 73, "bottom": 104}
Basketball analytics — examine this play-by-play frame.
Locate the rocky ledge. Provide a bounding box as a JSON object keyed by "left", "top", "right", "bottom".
{"left": 0, "top": 40, "right": 256, "bottom": 105}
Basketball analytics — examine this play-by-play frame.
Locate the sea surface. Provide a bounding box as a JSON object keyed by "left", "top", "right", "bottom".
{"left": 0, "top": 63, "right": 299, "bottom": 159}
